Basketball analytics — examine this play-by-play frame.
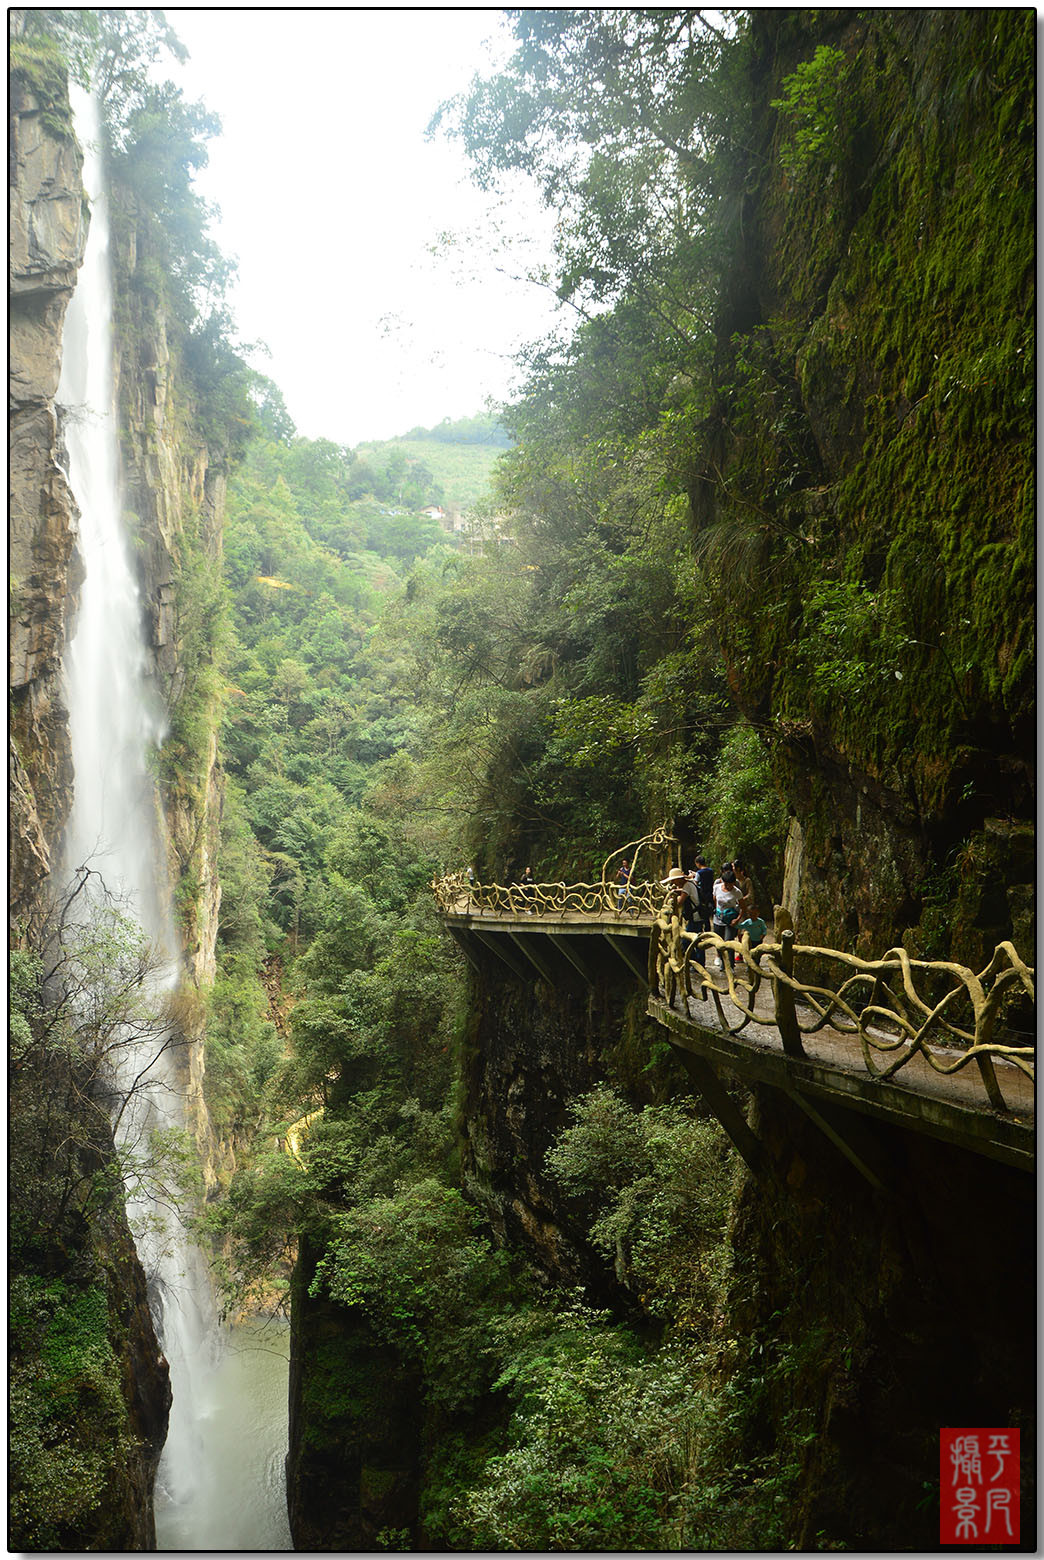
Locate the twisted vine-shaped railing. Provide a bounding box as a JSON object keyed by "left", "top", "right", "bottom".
{"left": 653, "top": 910, "right": 1034, "bottom": 1112}
{"left": 433, "top": 828, "right": 680, "bottom": 920}
{"left": 433, "top": 869, "right": 666, "bottom": 918}
{"left": 432, "top": 859, "right": 1034, "bottom": 1113}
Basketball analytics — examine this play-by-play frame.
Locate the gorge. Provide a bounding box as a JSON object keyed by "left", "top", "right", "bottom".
{"left": 8, "top": 9, "right": 1035, "bottom": 1554}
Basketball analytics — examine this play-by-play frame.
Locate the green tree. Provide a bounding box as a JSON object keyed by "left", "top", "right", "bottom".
{"left": 433, "top": 9, "right": 746, "bottom": 315}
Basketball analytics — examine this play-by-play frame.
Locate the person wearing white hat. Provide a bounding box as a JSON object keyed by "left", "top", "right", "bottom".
{"left": 661, "top": 865, "right": 704, "bottom": 961}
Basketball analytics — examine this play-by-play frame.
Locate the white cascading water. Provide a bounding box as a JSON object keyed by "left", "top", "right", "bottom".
{"left": 57, "top": 86, "right": 227, "bottom": 1546}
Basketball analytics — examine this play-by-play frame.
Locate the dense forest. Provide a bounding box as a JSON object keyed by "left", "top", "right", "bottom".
{"left": 9, "top": 7, "right": 1034, "bottom": 1553}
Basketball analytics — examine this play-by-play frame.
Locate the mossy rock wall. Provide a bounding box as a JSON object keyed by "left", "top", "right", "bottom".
{"left": 9, "top": 1097, "right": 171, "bottom": 1551}
{"left": 286, "top": 1235, "right": 423, "bottom": 1550}
{"left": 725, "top": 1085, "right": 1035, "bottom": 1549}
{"left": 459, "top": 942, "right": 689, "bottom": 1298}
{"left": 104, "top": 176, "right": 232, "bottom": 1192}
{"left": 697, "top": 9, "right": 1034, "bottom": 960}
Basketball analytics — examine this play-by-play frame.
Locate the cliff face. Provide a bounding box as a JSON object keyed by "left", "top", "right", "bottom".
{"left": 726, "top": 1085, "right": 1035, "bottom": 1550}
{"left": 459, "top": 949, "right": 661, "bottom": 1297}
{"left": 697, "top": 9, "right": 1034, "bottom": 962}
{"left": 9, "top": 50, "right": 85, "bottom": 932}
{"left": 8, "top": 40, "right": 235, "bottom": 1548}
{"left": 108, "top": 177, "right": 228, "bottom": 1188}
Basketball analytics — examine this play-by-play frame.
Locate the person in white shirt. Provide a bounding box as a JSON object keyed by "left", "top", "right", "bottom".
{"left": 712, "top": 866, "right": 743, "bottom": 968}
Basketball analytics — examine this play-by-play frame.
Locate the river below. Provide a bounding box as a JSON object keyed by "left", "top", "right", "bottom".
{"left": 155, "top": 1316, "right": 293, "bottom": 1552}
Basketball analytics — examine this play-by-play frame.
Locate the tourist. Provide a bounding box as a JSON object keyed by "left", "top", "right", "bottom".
{"left": 662, "top": 865, "right": 700, "bottom": 939}
{"left": 732, "top": 856, "right": 758, "bottom": 920}
{"left": 712, "top": 865, "right": 743, "bottom": 969}
{"left": 692, "top": 854, "right": 715, "bottom": 934}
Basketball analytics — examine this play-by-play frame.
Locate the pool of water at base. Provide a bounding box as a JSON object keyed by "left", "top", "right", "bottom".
{"left": 155, "top": 1315, "right": 293, "bottom": 1552}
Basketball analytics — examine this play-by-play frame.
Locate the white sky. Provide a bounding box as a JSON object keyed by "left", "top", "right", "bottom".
{"left": 163, "top": 8, "right": 562, "bottom": 446}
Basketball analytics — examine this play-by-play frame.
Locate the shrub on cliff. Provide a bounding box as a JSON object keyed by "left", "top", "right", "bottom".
{"left": 546, "top": 1085, "right": 734, "bottom": 1328}
{"left": 310, "top": 1178, "right": 512, "bottom": 1412}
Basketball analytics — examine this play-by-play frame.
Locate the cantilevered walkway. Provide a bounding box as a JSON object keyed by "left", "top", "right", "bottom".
{"left": 433, "top": 865, "right": 1034, "bottom": 1180}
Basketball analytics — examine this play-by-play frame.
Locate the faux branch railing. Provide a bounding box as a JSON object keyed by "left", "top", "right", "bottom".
{"left": 432, "top": 869, "right": 665, "bottom": 919}
{"left": 653, "top": 911, "right": 1035, "bottom": 1113}
{"left": 432, "top": 866, "right": 1034, "bottom": 1114}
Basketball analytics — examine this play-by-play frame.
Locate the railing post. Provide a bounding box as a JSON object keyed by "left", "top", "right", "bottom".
{"left": 973, "top": 1009, "right": 1008, "bottom": 1112}
{"left": 775, "top": 929, "right": 805, "bottom": 1058}
{"left": 648, "top": 922, "right": 661, "bottom": 991}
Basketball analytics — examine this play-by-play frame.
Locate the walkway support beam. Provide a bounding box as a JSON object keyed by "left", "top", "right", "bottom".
{"left": 605, "top": 934, "right": 649, "bottom": 986}
{"left": 505, "top": 931, "right": 564, "bottom": 987}
{"left": 552, "top": 936, "right": 600, "bottom": 987}
{"left": 470, "top": 928, "right": 532, "bottom": 982}
{"left": 786, "top": 1087, "right": 894, "bottom": 1195}
{"left": 671, "top": 1046, "right": 768, "bottom": 1178}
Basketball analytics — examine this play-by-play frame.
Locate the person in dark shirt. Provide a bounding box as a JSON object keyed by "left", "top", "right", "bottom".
{"left": 732, "top": 857, "right": 758, "bottom": 920}
{"left": 692, "top": 854, "right": 715, "bottom": 934}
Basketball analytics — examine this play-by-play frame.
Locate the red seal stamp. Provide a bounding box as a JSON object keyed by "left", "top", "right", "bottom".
{"left": 940, "top": 1428, "right": 1020, "bottom": 1544}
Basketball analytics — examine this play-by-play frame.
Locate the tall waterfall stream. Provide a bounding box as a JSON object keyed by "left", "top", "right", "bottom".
{"left": 57, "top": 88, "right": 292, "bottom": 1551}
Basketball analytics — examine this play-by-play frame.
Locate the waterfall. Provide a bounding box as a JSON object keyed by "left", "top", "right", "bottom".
{"left": 57, "top": 86, "right": 224, "bottom": 1545}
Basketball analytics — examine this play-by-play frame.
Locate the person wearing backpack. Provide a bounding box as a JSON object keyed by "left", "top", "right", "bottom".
{"left": 693, "top": 855, "right": 715, "bottom": 933}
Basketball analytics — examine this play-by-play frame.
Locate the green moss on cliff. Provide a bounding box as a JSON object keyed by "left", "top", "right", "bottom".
{"left": 10, "top": 38, "right": 77, "bottom": 141}
{"left": 700, "top": 9, "right": 1034, "bottom": 952}
{"left": 9, "top": 1277, "right": 136, "bottom": 1549}
{"left": 8, "top": 948, "right": 170, "bottom": 1550}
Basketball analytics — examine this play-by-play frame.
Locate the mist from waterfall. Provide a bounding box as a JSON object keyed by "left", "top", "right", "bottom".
{"left": 57, "top": 85, "right": 227, "bottom": 1547}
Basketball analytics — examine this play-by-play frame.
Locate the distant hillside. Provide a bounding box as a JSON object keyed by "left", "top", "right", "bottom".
{"left": 403, "top": 414, "right": 511, "bottom": 448}
{"left": 356, "top": 414, "right": 511, "bottom": 512}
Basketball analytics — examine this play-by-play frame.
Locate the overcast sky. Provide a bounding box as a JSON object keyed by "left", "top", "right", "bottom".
{"left": 163, "top": 8, "right": 561, "bottom": 446}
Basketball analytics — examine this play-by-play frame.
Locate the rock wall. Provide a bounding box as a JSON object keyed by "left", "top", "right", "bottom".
{"left": 727, "top": 1085, "right": 1035, "bottom": 1549}
{"left": 9, "top": 44, "right": 85, "bottom": 932}
{"left": 696, "top": 9, "right": 1035, "bottom": 963}
{"left": 458, "top": 942, "right": 664, "bottom": 1300}
{"left": 107, "top": 178, "right": 228, "bottom": 1186}
{"left": 8, "top": 39, "right": 171, "bottom": 1549}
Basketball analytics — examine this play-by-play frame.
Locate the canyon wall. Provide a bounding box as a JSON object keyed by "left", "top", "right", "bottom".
{"left": 9, "top": 37, "right": 233, "bottom": 1547}
{"left": 457, "top": 943, "right": 664, "bottom": 1297}
{"left": 8, "top": 41, "right": 171, "bottom": 1550}
{"left": 696, "top": 9, "right": 1034, "bottom": 963}
{"left": 9, "top": 43, "right": 85, "bottom": 933}
{"left": 107, "top": 174, "right": 228, "bottom": 1186}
